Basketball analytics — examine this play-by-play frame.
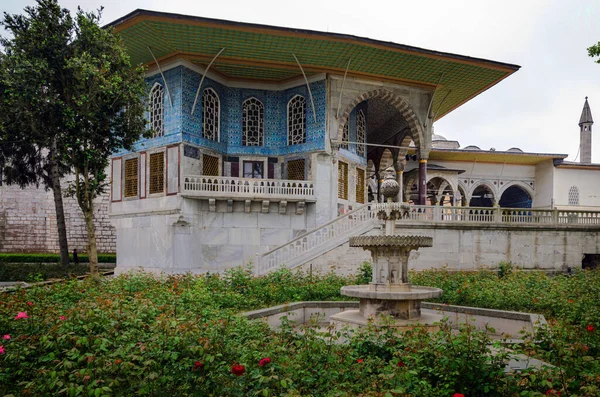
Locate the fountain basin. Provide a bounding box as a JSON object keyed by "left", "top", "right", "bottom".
{"left": 340, "top": 284, "right": 443, "bottom": 300}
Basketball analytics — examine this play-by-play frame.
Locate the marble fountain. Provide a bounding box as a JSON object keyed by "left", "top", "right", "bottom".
{"left": 330, "top": 169, "right": 443, "bottom": 330}
{"left": 243, "top": 169, "right": 548, "bottom": 353}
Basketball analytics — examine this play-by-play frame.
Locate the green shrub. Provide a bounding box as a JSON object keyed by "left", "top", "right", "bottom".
{"left": 497, "top": 261, "right": 514, "bottom": 278}
{"left": 0, "top": 263, "right": 114, "bottom": 281}
{"left": 0, "top": 268, "right": 598, "bottom": 396}
{"left": 0, "top": 253, "right": 116, "bottom": 264}
{"left": 355, "top": 261, "right": 372, "bottom": 284}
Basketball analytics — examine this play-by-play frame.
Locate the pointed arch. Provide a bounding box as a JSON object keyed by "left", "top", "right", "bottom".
{"left": 469, "top": 182, "right": 497, "bottom": 207}
{"left": 378, "top": 149, "right": 394, "bottom": 174}
{"left": 499, "top": 183, "right": 533, "bottom": 208}
{"left": 338, "top": 88, "right": 425, "bottom": 157}
{"left": 288, "top": 95, "right": 306, "bottom": 145}
{"left": 149, "top": 82, "right": 164, "bottom": 138}
{"left": 242, "top": 97, "right": 264, "bottom": 146}
{"left": 202, "top": 88, "right": 220, "bottom": 141}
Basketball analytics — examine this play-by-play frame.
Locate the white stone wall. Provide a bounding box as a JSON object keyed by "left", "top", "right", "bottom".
{"left": 533, "top": 160, "right": 554, "bottom": 208}
{"left": 301, "top": 224, "right": 600, "bottom": 277}
{"left": 0, "top": 184, "right": 115, "bottom": 253}
{"left": 553, "top": 167, "right": 600, "bottom": 208}
{"left": 113, "top": 195, "right": 316, "bottom": 274}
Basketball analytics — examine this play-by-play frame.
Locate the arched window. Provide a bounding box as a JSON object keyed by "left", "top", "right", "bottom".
{"left": 357, "top": 110, "right": 366, "bottom": 157}
{"left": 242, "top": 98, "right": 264, "bottom": 146}
{"left": 202, "top": 88, "right": 220, "bottom": 141}
{"left": 288, "top": 95, "right": 306, "bottom": 145}
{"left": 150, "top": 83, "right": 164, "bottom": 137}
{"left": 340, "top": 123, "right": 349, "bottom": 150}
{"left": 568, "top": 186, "right": 580, "bottom": 206}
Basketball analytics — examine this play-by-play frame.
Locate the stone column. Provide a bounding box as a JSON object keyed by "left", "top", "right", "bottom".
{"left": 418, "top": 159, "right": 427, "bottom": 205}
{"left": 394, "top": 159, "right": 406, "bottom": 203}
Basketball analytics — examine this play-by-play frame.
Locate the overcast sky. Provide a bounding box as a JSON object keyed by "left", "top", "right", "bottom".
{"left": 2, "top": 0, "right": 599, "bottom": 161}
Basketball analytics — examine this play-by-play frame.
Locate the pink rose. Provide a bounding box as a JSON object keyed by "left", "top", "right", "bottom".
{"left": 15, "top": 312, "right": 29, "bottom": 320}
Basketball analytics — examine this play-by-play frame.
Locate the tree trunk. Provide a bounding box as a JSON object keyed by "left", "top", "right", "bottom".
{"left": 83, "top": 211, "right": 99, "bottom": 279}
{"left": 50, "top": 149, "right": 70, "bottom": 267}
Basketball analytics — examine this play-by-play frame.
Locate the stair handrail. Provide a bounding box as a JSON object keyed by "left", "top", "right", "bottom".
{"left": 260, "top": 203, "right": 372, "bottom": 258}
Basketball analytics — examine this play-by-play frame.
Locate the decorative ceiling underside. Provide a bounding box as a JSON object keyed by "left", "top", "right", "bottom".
{"left": 109, "top": 10, "right": 520, "bottom": 120}
{"left": 425, "top": 149, "right": 567, "bottom": 165}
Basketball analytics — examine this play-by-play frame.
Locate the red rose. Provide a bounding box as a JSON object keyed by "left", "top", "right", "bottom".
{"left": 356, "top": 358, "right": 363, "bottom": 363}
{"left": 193, "top": 361, "right": 204, "bottom": 371}
{"left": 397, "top": 361, "right": 405, "bottom": 367}
{"left": 587, "top": 324, "right": 595, "bottom": 332}
{"left": 231, "top": 364, "right": 245, "bottom": 376}
{"left": 452, "top": 394, "right": 465, "bottom": 397}
{"left": 258, "top": 357, "right": 271, "bottom": 367}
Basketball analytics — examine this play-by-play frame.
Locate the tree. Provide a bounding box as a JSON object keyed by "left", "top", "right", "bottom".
{"left": 63, "top": 7, "right": 147, "bottom": 277}
{"left": 0, "top": 0, "right": 147, "bottom": 277}
{"left": 588, "top": 42, "right": 600, "bottom": 63}
{"left": 0, "top": 0, "right": 75, "bottom": 266}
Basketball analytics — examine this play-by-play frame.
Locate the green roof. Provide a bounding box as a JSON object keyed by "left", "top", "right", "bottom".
{"left": 108, "top": 9, "right": 520, "bottom": 120}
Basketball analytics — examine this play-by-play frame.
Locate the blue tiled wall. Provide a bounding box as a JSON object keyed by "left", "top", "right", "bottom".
{"left": 181, "top": 66, "right": 326, "bottom": 156}
{"left": 114, "top": 65, "right": 327, "bottom": 158}
{"left": 114, "top": 67, "right": 183, "bottom": 156}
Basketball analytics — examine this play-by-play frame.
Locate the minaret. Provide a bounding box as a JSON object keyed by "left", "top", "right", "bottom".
{"left": 579, "top": 97, "right": 594, "bottom": 163}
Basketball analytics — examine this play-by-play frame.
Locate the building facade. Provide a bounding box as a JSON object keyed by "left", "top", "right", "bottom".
{"left": 1, "top": 10, "right": 599, "bottom": 273}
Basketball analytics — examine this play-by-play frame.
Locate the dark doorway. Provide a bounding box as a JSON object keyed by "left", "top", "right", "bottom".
{"left": 582, "top": 254, "right": 600, "bottom": 270}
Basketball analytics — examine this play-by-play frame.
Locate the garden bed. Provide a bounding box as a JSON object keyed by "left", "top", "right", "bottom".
{"left": 0, "top": 267, "right": 598, "bottom": 396}
{"left": 0, "top": 262, "right": 115, "bottom": 282}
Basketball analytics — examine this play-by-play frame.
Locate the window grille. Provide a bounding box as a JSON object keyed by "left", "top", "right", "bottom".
{"left": 150, "top": 83, "right": 164, "bottom": 138}
{"left": 202, "top": 88, "right": 220, "bottom": 141}
{"left": 287, "top": 159, "right": 305, "bottom": 181}
{"left": 357, "top": 110, "right": 366, "bottom": 157}
{"left": 203, "top": 154, "right": 219, "bottom": 176}
{"left": 340, "top": 123, "right": 349, "bottom": 150}
{"left": 338, "top": 161, "right": 349, "bottom": 200}
{"left": 149, "top": 152, "right": 164, "bottom": 194}
{"left": 568, "top": 186, "right": 579, "bottom": 205}
{"left": 124, "top": 158, "right": 138, "bottom": 198}
{"left": 242, "top": 98, "right": 264, "bottom": 146}
{"left": 288, "top": 95, "right": 306, "bottom": 145}
{"left": 356, "top": 168, "right": 365, "bottom": 204}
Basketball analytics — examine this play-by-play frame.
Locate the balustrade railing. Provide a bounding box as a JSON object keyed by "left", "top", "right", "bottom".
{"left": 256, "top": 204, "right": 374, "bottom": 274}
{"left": 255, "top": 202, "right": 600, "bottom": 275}
{"left": 182, "top": 175, "right": 315, "bottom": 200}
{"left": 404, "top": 205, "right": 600, "bottom": 226}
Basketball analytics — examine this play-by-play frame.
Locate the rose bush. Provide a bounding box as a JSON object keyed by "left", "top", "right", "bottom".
{"left": 0, "top": 266, "right": 597, "bottom": 396}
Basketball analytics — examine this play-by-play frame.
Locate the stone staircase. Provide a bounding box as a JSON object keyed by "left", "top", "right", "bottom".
{"left": 255, "top": 204, "right": 377, "bottom": 275}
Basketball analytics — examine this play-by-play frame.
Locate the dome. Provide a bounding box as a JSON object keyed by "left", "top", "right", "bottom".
{"left": 463, "top": 145, "right": 481, "bottom": 150}
{"left": 432, "top": 134, "right": 447, "bottom": 141}
{"left": 507, "top": 147, "right": 523, "bottom": 153}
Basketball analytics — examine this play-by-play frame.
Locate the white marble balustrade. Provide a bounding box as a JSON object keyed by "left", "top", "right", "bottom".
{"left": 256, "top": 204, "right": 374, "bottom": 275}
{"left": 256, "top": 203, "right": 600, "bottom": 275}
{"left": 182, "top": 175, "right": 316, "bottom": 201}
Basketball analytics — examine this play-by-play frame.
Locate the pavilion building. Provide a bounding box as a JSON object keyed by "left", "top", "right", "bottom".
{"left": 101, "top": 10, "right": 599, "bottom": 274}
